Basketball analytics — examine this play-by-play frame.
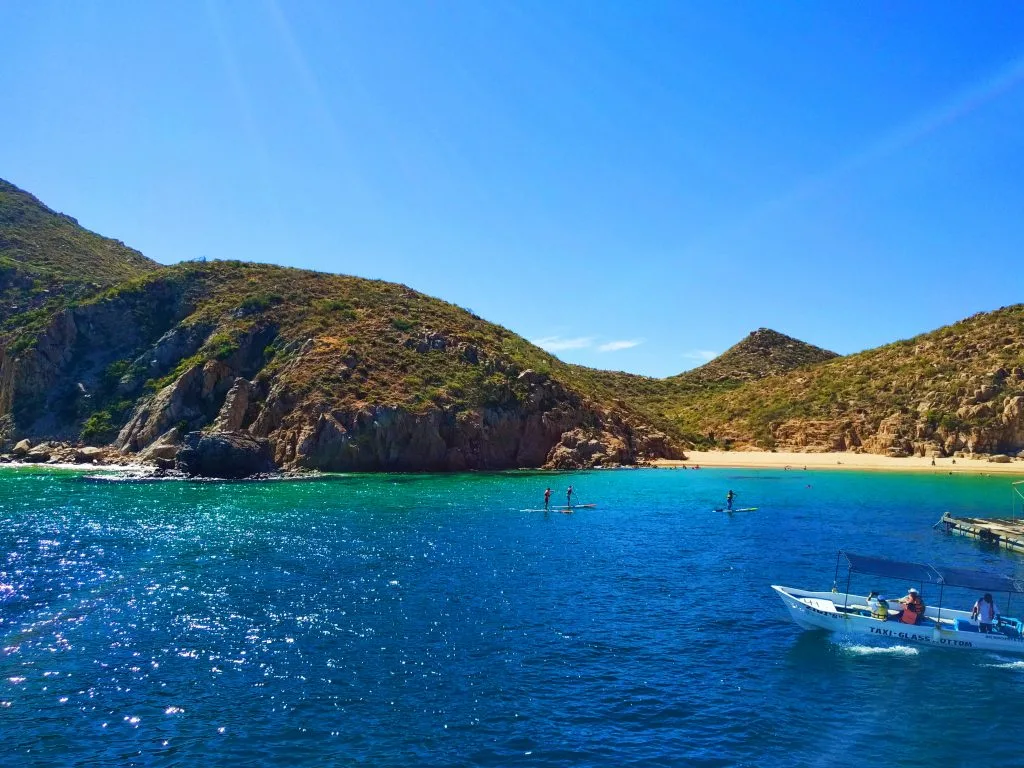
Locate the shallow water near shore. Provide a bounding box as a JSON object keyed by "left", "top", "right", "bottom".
{"left": 2, "top": 466, "right": 1023, "bottom": 767}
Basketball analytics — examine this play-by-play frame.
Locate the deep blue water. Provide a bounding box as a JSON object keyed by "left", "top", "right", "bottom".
{"left": 2, "top": 466, "right": 1024, "bottom": 767}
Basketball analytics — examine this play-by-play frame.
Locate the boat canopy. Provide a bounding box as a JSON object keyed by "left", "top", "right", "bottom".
{"left": 840, "top": 551, "right": 1024, "bottom": 595}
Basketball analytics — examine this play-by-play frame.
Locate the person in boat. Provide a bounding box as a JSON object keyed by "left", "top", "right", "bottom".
{"left": 875, "top": 595, "right": 890, "bottom": 621}
{"left": 566, "top": 486, "right": 574, "bottom": 507}
{"left": 866, "top": 591, "right": 890, "bottom": 620}
{"left": 971, "top": 593, "right": 998, "bottom": 633}
{"left": 867, "top": 591, "right": 879, "bottom": 613}
{"left": 726, "top": 490, "right": 735, "bottom": 510}
{"left": 898, "top": 587, "right": 925, "bottom": 625}
{"left": 544, "top": 488, "right": 551, "bottom": 510}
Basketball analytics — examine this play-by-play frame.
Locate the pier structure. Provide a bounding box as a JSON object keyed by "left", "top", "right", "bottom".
{"left": 938, "top": 513, "right": 1024, "bottom": 555}
{"left": 938, "top": 482, "right": 1024, "bottom": 555}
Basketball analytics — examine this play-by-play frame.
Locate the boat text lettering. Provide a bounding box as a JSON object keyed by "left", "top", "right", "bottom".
{"left": 867, "top": 626, "right": 974, "bottom": 647}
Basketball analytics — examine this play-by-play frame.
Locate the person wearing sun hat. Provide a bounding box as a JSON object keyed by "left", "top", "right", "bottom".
{"left": 898, "top": 587, "right": 925, "bottom": 625}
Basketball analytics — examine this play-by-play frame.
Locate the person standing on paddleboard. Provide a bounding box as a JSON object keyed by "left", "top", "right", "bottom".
{"left": 567, "top": 486, "right": 574, "bottom": 508}
{"left": 726, "top": 490, "right": 735, "bottom": 510}
{"left": 544, "top": 488, "right": 551, "bottom": 510}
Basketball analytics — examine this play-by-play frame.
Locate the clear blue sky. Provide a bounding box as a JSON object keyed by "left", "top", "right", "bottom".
{"left": 3, "top": 2, "right": 1024, "bottom": 377}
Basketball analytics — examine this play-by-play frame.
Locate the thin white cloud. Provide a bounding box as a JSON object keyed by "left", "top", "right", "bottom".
{"left": 598, "top": 339, "right": 643, "bottom": 352}
{"left": 682, "top": 349, "right": 719, "bottom": 361}
{"left": 532, "top": 336, "right": 594, "bottom": 352}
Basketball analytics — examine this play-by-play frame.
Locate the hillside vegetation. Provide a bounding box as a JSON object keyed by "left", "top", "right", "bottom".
{"left": 656, "top": 307, "right": 1024, "bottom": 456}
{"left": 673, "top": 328, "right": 838, "bottom": 385}
{"left": 0, "top": 181, "right": 681, "bottom": 471}
{"left": 1, "top": 176, "right": 1023, "bottom": 471}
{"left": 0, "top": 179, "right": 157, "bottom": 328}
{"left": 571, "top": 329, "right": 838, "bottom": 447}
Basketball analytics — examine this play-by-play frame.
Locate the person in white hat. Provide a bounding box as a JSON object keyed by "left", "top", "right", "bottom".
{"left": 898, "top": 587, "right": 925, "bottom": 625}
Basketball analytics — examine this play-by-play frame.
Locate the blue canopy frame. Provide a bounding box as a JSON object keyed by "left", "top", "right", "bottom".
{"left": 838, "top": 551, "right": 1024, "bottom": 595}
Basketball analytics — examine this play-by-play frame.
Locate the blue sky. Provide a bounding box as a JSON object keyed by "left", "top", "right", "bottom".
{"left": 2, "top": 2, "right": 1024, "bottom": 377}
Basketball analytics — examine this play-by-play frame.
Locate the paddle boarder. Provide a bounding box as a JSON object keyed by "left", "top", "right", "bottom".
{"left": 544, "top": 488, "right": 551, "bottom": 510}
{"left": 567, "top": 485, "right": 574, "bottom": 508}
{"left": 726, "top": 490, "right": 735, "bottom": 511}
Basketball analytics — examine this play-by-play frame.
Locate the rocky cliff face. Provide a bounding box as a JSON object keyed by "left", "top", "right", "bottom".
{"left": 110, "top": 334, "right": 680, "bottom": 473}
{"left": 768, "top": 369, "right": 1024, "bottom": 458}
{"left": 0, "top": 263, "right": 683, "bottom": 473}
{"left": 0, "top": 278, "right": 194, "bottom": 443}
{"left": 246, "top": 367, "right": 679, "bottom": 472}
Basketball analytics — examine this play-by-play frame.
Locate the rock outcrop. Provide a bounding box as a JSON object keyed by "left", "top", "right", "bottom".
{"left": 137, "top": 428, "right": 183, "bottom": 463}
{"left": 212, "top": 378, "right": 253, "bottom": 432}
{"left": 175, "top": 431, "right": 276, "bottom": 478}
{"left": 117, "top": 361, "right": 235, "bottom": 452}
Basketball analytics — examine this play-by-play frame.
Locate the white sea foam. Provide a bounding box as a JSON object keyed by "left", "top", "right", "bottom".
{"left": 983, "top": 659, "right": 1024, "bottom": 670}
{"left": 841, "top": 643, "right": 920, "bottom": 656}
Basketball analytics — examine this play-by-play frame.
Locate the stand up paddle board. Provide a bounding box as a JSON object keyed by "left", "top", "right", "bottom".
{"left": 521, "top": 504, "right": 598, "bottom": 512}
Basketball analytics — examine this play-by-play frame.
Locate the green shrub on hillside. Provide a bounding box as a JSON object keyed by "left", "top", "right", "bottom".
{"left": 204, "top": 332, "right": 238, "bottom": 360}
{"left": 81, "top": 410, "right": 116, "bottom": 444}
{"left": 237, "top": 293, "right": 283, "bottom": 315}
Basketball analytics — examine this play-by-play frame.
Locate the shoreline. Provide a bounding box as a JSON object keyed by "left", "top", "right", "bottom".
{"left": 2, "top": 452, "right": 1023, "bottom": 477}
{"left": 0, "top": 460, "right": 153, "bottom": 473}
{"left": 654, "top": 451, "right": 1024, "bottom": 476}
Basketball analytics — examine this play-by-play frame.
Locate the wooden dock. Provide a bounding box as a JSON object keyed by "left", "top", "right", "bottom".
{"left": 938, "top": 512, "right": 1024, "bottom": 555}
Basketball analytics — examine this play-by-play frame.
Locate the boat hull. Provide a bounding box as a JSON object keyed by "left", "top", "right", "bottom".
{"left": 772, "top": 585, "right": 1024, "bottom": 654}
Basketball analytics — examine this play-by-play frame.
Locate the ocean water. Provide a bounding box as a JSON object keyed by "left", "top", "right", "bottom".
{"left": 2, "top": 465, "right": 1024, "bottom": 767}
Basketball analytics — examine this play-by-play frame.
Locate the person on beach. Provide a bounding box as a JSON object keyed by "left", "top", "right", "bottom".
{"left": 726, "top": 490, "right": 735, "bottom": 510}
{"left": 544, "top": 488, "right": 551, "bottom": 510}
{"left": 971, "top": 593, "right": 998, "bottom": 633}
{"left": 899, "top": 588, "right": 924, "bottom": 625}
{"left": 566, "top": 486, "right": 574, "bottom": 507}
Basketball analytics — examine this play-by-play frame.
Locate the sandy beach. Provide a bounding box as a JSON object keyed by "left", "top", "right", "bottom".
{"left": 654, "top": 450, "right": 1024, "bottom": 475}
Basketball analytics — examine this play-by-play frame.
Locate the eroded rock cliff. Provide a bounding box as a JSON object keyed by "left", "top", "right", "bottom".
{"left": 0, "top": 260, "right": 684, "bottom": 473}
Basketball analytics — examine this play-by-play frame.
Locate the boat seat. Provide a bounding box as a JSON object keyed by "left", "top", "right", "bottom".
{"left": 997, "top": 617, "right": 1024, "bottom": 636}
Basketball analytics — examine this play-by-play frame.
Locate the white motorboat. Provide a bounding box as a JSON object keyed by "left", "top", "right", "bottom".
{"left": 773, "top": 551, "right": 1024, "bottom": 654}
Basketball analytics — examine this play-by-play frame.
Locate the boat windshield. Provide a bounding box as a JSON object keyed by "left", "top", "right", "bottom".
{"left": 840, "top": 551, "right": 1024, "bottom": 595}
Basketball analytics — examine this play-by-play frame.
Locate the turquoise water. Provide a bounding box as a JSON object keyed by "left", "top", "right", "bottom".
{"left": 2, "top": 466, "right": 1024, "bottom": 767}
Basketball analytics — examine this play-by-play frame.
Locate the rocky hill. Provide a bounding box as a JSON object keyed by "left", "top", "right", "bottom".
{"left": 0, "top": 179, "right": 157, "bottom": 326}
{"left": 656, "top": 307, "right": 1024, "bottom": 457}
{"left": 0, "top": 178, "right": 682, "bottom": 472}
{"left": 3, "top": 177, "right": 1023, "bottom": 471}
{"left": 674, "top": 328, "right": 838, "bottom": 384}
{"left": 570, "top": 329, "right": 839, "bottom": 448}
